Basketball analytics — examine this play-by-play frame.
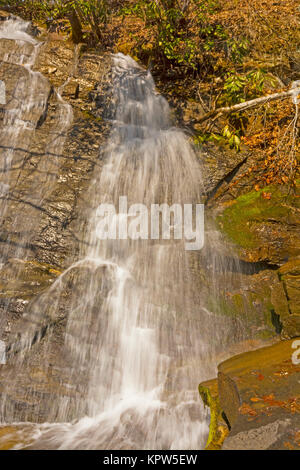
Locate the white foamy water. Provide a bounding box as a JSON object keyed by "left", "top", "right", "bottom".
{"left": 0, "top": 17, "right": 37, "bottom": 44}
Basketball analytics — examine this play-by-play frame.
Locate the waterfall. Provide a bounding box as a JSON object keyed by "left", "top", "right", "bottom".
{"left": 55, "top": 54, "right": 209, "bottom": 448}
{"left": 0, "top": 19, "right": 247, "bottom": 450}
{"left": 0, "top": 18, "right": 73, "bottom": 259}
{"left": 0, "top": 18, "right": 47, "bottom": 212}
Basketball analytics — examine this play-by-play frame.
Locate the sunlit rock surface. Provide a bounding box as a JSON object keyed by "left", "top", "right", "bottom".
{"left": 199, "top": 339, "right": 300, "bottom": 450}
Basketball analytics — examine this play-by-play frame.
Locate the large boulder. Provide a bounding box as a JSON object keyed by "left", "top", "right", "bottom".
{"left": 199, "top": 339, "right": 300, "bottom": 450}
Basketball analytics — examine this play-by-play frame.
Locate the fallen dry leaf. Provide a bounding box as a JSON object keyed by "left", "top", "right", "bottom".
{"left": 239, "top": 403, "right": 258, "bottom": 416}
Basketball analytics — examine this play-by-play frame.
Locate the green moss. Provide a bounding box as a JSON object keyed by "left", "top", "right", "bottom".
{"left": 206, "top": 285, "right": 279, "bottom": 340}
{"left": 217, "top": 183, "right": 300, "bottom": 250}
{"left": 81, "top": 110, "right": 102, "bottom": 121}
{"left": 198, "top": 382, "right": 229, "bottom": 450}
{"left": 232, "top": 293, "right": 244, "bottom": 310}
{"left": 198, "top": 384, "right": 220, "bottom": 449}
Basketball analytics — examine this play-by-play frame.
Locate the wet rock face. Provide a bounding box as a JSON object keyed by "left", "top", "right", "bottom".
{"left": 0, "top": 16, "right": 113, "bottom": 419}
{"left": 215, "top": 183, "right": 300, "bottom": 339}
{"left": 276, "top": 258, "right": 300, "bottom": 339}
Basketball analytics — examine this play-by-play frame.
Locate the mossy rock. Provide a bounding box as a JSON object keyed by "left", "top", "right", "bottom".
{"left": 206, "top": 269, "right": 281, "bottom": 341}
{"left": 198, "top": 379, "right": 229, "bottom": 450}
{"left": 217, "top": 182, "right": 300, "bottom": 264}
{"left": 281, "top": 315, "right": 300, "bottom": 340}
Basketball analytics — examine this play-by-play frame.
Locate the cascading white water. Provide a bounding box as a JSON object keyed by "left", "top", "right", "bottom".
{"left": 56, "top": 54, "right": 209, "bottom": 448}
{"left": 0, "top": 17, "right": 37, "bottom": 46}
{"left": 0, "top": 18, "right": 47, "bottom": 194}
{"left": 0, "top": 17, "right": 73, "bottom": 259}
{"left": 0, "top": 20, "right": 248, "bottom": 450}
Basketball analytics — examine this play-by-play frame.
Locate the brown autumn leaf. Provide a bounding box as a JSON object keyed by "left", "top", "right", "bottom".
{"left": 262, "top": 394, "right": 286, "bottom": 407}
{"left": 239, "top": 403, "right": 258, "bottom": 416}
{"left": 262, "top": 394, "right": 274, "bottom": 401}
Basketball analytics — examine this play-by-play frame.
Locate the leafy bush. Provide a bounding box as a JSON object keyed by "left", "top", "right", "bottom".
{"left": 121, "top": 0, "right": 222, "bottom": 70}
{"left": 222, "top": 69, "right": 267, "bottom": 105}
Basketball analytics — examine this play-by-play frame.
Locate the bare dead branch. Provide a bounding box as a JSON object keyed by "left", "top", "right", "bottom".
{"left": 197, "top": 87, "right": 300, "bottom": 125}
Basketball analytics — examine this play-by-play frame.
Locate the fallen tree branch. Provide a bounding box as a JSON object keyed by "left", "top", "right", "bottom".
{"left": 197, "top": 86, "right": 300, "bottom": 125}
